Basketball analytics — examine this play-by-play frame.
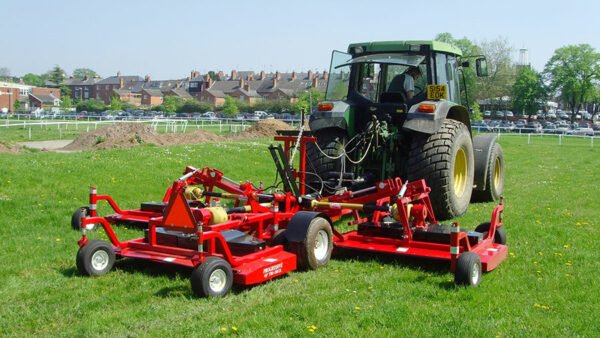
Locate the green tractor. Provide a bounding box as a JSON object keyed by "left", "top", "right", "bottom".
{"left": 307, "top": 40, "right": 504, "bottom": 220}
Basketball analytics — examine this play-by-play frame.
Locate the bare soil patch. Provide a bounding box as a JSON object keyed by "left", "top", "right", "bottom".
{"left": 0, "top": 143, "right": 22, "bottom": 154}
{"left": 59, "top": 120, "right": 297, "bottom": 151}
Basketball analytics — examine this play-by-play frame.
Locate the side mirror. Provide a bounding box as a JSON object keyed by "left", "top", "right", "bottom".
{"left": 476, "top": 57, "right": 489, "bottom": 77}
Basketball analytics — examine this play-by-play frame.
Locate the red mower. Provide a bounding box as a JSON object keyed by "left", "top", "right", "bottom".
{"left": 73, "top": 135, "right": 507, "bottom": 297}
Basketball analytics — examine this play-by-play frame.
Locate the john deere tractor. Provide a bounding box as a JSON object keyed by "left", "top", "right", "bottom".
{"left": 307, "top": 40, "right": 504, "bottom": 220}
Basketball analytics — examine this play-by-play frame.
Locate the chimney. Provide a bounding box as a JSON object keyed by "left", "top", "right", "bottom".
{"left": 119, "top": 77, "right": 124, "bottom": 89}
{"left": 291, "top": 71, "right": 297, "bottom": 81}
{"left": 244, "top": 83, "right": 250, "bottom": 92}
{"left": 260, "top": 71, "right": 266, "bottom": 80}
{"left": 117, "top": 71, "right": 121, "bottom": 77}
{"left": 275, "top": 71, "right": 281, "bottom": 80}
{"left": 322, "top": 70, "right": 329, "bottom": 81}
{"left": 307, "top": 70, "right": 314, "bottom": 81}
{"left": 248, "top": 73, "right": 254, "bottom": 81}
{"left": 239, "top": 78, "right": 245, "bottom": 89}
{"left": 272, "top": 77, "right": 278, "bottom": 88}
{"left": 217, "top": 71, "right": 225, "bottom": 80}
{"left": 231, "top": 69, "right": 237, "bottom": 80}
{"left": 312, "top": 77, "right": 319, "bottom": 88}
{"left": 144, "top": 75, "right": 151, "bottom": 82}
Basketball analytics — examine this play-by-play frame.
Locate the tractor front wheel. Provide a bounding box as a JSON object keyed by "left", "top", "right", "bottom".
{"left": 76, "top": 239, "right": 115, "bottom": 276}
{"left": 408, "top": 119, "right": 474, "bottom": 220}
{"left": 71, "top": 207, "right": 90, "bottom": 230}
{"left": 191, "top": 257, "right": 233, "bottom": 298}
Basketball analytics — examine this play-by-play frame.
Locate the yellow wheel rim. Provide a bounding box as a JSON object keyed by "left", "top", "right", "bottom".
{"left": 493, "top": 157, "right": 501, "bottom": 189}
{"left": 454, "top": 148, "right": 467, "bottom": 197}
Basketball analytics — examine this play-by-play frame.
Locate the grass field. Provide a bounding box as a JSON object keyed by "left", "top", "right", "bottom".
{"left": 0, "top": 134, "right": 599, "bottom": 336}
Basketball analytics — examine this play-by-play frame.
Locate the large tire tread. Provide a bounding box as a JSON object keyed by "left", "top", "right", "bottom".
{"left": 408, "top": 119, "right": 474, "bottom": 220}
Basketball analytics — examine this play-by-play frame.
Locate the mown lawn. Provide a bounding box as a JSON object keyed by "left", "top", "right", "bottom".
{"left": 0, "top": 135, "right": 598, "bottom": 336}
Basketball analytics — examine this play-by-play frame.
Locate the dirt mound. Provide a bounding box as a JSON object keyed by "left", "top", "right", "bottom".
{"left": 62, "top": 123, "right": 164, "bottom": 151}
{"left": 0, "top": 143, "right": 22, "bottom": 154}
{"left": 239, "top": 119, "right": 295, "bottom": 138}
{"left": 160, "top": 129, "right": 223, "bottom": 144}
{"left": 59, "top": 120, "right": 297, "bottom": 151}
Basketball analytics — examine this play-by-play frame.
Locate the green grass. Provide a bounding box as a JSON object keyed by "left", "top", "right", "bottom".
{"left": 0, "top": 135, "right": 599, "bottom": 336}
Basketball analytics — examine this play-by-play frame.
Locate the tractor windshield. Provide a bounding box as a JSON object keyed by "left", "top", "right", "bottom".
{"left": 325, "top": 51, "right": 352, "bottom": 101}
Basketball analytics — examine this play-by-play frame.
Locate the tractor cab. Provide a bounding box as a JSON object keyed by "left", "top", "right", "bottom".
{"left": 320, "top": 42, "right": 473, "bottom": 136}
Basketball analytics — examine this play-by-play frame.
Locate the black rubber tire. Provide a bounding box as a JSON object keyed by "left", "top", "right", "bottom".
{"left": 306, "top": 129, "right": 347, "bottom": 192}
{"left": 71, "top": 207, "right": 89, "bottom": 230}
{"left": 289, "top": 217, "right": 333, "bottom": 270}
{"left": 190, "top": 257, "right": 233, "bottom": 298}
{"left": 472, "top": 142, "right": 504, "bottom": 202}
{"left": 270, "top": 229, "right": 287, "bottom": 247}
{"left": 475, "top": 222, "right": 507, "bottom": 245}
{"left": 408, "top": 119, "right": 474, "bottom": 220}
{"left": 76, "top": 239, "right": 115, "bottom": 276}
{"left": 454, "top": 252, "right": 482, "bottom": 287}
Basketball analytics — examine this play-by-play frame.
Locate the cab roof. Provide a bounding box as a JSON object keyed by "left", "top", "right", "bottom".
{"left": 347, "top": 40, "right": 463, "bottom": 57}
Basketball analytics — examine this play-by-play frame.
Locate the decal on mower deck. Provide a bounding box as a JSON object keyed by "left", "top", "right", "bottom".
{"left": 263, "top": 263, "right": 283, "bottom": 278}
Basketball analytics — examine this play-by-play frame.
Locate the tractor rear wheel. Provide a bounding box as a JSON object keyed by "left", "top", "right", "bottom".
{"left": 191, "top": 257, "right": 233, "bottom": 298}
{"left": 306, "top": 129, "right": 347, "bottom": 193}
{"left": 471, "top": 142, "right": 504, "bottom": 202}
{"left": 454, "top": 252, "right": 482, "bottom": 287}
{"left": 408, "top": 119, "right": 474, "bottom": 220}
{"left": 76, "top": 239, "right": 115, "bottom": 276}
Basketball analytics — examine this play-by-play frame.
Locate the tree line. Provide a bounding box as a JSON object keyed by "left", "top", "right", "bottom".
{"left": 435, "top": 33, "right": 600, "bottom": 123}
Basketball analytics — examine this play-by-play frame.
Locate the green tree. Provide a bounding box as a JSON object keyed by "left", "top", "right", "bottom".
{"left": 512, "top": 67, "right": 546, "bottom": 121}
{"left": 13, "top": 100, "right": 21, "bottom": 112}
{"left": 471, "top": 101, "right": 483, "bottom": 121}
{"left": 477, "top": 37, "right": 517, "bottom": 108}
{"left": 60, "top": 96, "right": 72, "bottom": 111}
{"left": 294, "top": 88, "right": 324, "bottom": 115}
{"left": 544, "top": 44, "right": 600, "bottom": 123}
{"left": 76, "top": 99, "right": 106, "bottom": 112}
{"left": 72, "top": 68, "right": 99, "bottom": 80}
{"left": 177, "top": 99, "right": 212, "bottom": 113}
{"left": 22, "top": 73, "right": 45, "bottom": 87}
{"left": 0, "top": 67, "right": 10, "bottom": 81}
{"left": 109, "top": 96, "right": 123, "bottom": 111}
{"left": 222, "top": 96, "right": 239, "bottom": 117}
{"left": 434, "top": 33, "right": 481, "bottom": 107}
{"left": 47, "top": 65, "right": 66, "bottom": 86}
{"left": 161, "top": 96, "right": 183, "bottom": 113}
{"left": 59, "top": 84, "right": 71, "bottom": 97}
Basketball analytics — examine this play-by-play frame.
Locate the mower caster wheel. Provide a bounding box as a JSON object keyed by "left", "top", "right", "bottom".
{"left": 475, "top": 222, "right": 507, "bottom": 245}
{"left": 191, "top": 257, "right": 233, "bottom": 298}
{"left": 289, "top": 217, "right": 333, "bottom": 270}
{"left": 71, "top": 207, "right": 90, "bottom": 230}
{"left": 455, "top": 252, "right": 482, "bottom": 287}
{"left": 76, "top": 240, "right": 115, "bottom": 276}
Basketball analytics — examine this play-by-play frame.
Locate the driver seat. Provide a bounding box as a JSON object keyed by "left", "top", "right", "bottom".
{"left": 380, "top": 74, "right": 408, "bottom": 103}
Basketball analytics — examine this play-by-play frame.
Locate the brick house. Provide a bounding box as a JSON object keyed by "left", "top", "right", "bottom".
{"left": 28, "top": 92, "right": 61, "bottom": 110}
{"left": 1, "top": 81, "right": 34, "bottom": 112}
{"left": 94, "top": 72, "right": 143, "bottom": 104}
{"left": 65, "top": 76, "right": 99, "bottom": 101}
{"left": 140, "top": 88, "right": 163, "bottom": 106}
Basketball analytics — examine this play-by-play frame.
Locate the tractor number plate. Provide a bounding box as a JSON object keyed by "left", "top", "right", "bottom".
{"left": 426, "top": 85, "right": 448, "bottom": 100}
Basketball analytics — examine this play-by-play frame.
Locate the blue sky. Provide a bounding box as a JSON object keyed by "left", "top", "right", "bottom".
{"left": 1, "top": 0, "right": 598, "bottom": 80}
